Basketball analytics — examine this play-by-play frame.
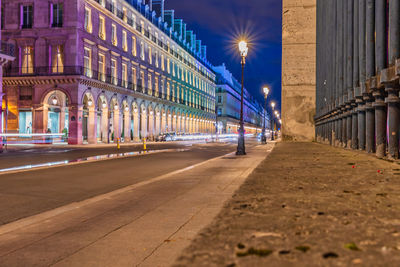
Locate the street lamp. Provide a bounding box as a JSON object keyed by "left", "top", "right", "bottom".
{"left": 270, "top": 102, "right": 276, "bottom": 141}
{"left": 236, "top": 40, "right": 248, "bottom": 155}
{"left": 261, "top": 86, "right": 269, "bottom": 144}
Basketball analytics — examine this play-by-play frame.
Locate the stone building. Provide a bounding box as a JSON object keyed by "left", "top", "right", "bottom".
{"left": 213, "top": 64, "right": 266, "bottom": 135}
{"left": 282, "top": 0, "right": 316, "bottom": 141}
{"left": 0, "top": 0, "right": 15, "bottom": 151}
{"left": 1, "top": 0, "right": 216, "bottom": 144}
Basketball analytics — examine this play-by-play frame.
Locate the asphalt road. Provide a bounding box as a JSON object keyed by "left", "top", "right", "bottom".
{"left": 0, "top": 142, "right": 194, "bottom": 170}
{"left": 0, "top": 139, "right": 269, "bottom": 267}
{"left": 0, "top": 141, "right": 242, "bottom": 226}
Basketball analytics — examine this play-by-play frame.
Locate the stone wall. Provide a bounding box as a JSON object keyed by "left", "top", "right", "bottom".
{"left": 282, "top": 0, "right": 316, "bottom": 141}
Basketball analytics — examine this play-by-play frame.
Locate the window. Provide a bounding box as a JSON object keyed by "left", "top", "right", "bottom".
{"left": 132, "top": 67, "right": 137, "bottom": 90}
{"left": 99, "top": 0, "right": 105, "bottom": 7}
{"left": 217, "top": 96, "right": 222, "bottom": 103}
{"left": 52, "top": 45, "right": 64, "bottom": 73}
{"left": 98, "top": 53, "right": 105, "bottom": 82}
{"left": 84, "top": 7, "right": 92, "bottom": 33}
{"left": 99, "top": 16, "right": 106, "bottom": 40}
{"left": 19, "top": 111, "right": 32, "bottom": 134}
{"left": 167, "top": 58, "right": 170, "bottom": 73}
{"left": 51, "top": 3, "right": 63, "bottom": 27}
{"left": 111, "top": 24, "right": 117, "bottom": 46}
{"left": 84, "top": 47, "right": 92, "bottom": 77}
{"left": 111, "top": 0, "right": 116, "bottom": 13}
{"left": 132, "top": 15, "right": 136, "bottom": 27}
{"left": 148, "top": 74, "right": 152, "bottom": 91}
{"left": 155, "top": 77, "right": 159, "bottom": 95}
{"left": 140, "top": 21, "right": 144, "bottom": 34}
{"left": 21, "top": 5, "right": 33, "bottom": 29}
{"left": 148, "top": 46, "right": 152, "bottom": 64}
{"left": 132, "top": 36, "right": 137, "bottom": 56}
{"left": 122, "top": 63, "right": 127, "bottom": 88}
{"left": 122, "top": 7, "right": 127, "bottom": 23}
{"left": 140, "top": 42, "right": 144, "bottom": 60}
{"left": 122, "top": 30, "right": 127, "bottom": 51}
{"left": 140, "top": 71, "right": 145, "bottom": 89}
{"left": 111, "top": 59, "right": 117, "bottom": 85}
{"left": 21, "top": 46, "right": 34, "bottom": 74}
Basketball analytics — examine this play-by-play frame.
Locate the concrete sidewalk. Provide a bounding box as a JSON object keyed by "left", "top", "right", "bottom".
{"left": 0, "top": 142, "right": 273, "bottom": 266}
{"left": 173, "top": 142, "right": 400, "bottom": 266}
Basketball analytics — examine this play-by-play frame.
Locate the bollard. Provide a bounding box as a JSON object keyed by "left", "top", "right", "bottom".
{"left": 117, "top": 137, "right": 120, "bottom": 150}
{"left": 143, "top": 138, "right": 147, "bottom": 150}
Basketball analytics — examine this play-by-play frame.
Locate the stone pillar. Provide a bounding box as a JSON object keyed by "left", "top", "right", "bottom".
{"left": 101, "top": 108, "right": 108, "bottom": 143}
{"left": 365, "top": 96, "right": 375, "bottom": 153}
{"left": 113, "top": 108, "right": 120, "bottom": 140}
{"left": 68, "top": 104, "right": 83, "bottom": 145}
{"left": 155, "top": 112, "right": 161, "bottom": 135}
{"left": 124, "top": 109, "right": 131, "bottom": 142}
{"left": 148, "top": 111, "right": 154, "bottom": 139}
{"left": 88, "top": 106, "right": 97, "bottom": 144}
{"left": 167, "top": 114, "right": 172, "bottom": 132}
{"left": 282, "top": 0, "right": 316, "bottom": 141}
{"left": 357, "top": 103, "right": 366, "bottom": 150}
{"left": 161, "top": 113, "right": 166, "bottom": 133}
{"left": 177, "top": 115, "right": 181, "bottom": 133}
{"left": 351, "top": 107, "right": 358, "bottom": 149}
{"left": 141, "top": 109, "right": 147, "bottom": 139}
{"left": 133, "top": 110, "right": 140, "bottom": 141}
{"left": 346, "top": 109, "right": 352, "bottom": 148}
{"left": 373, "top": 89, "right": 386, "bottom": 158}
{"left": 172, "top": 115, "right": 176, "bottom": 132}
{"left": 386, "top": 85, "right": 400, "bottom": 159}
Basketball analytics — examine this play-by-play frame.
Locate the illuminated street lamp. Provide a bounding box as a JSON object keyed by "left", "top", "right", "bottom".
{"left": 236, "top": 40, "right": 248, "bottom": 155}
{"left": 270, "top": 102, "right": 276, "bottom": 141}
{"left": 261, "top": 86, "right": 269, "bottom": 144}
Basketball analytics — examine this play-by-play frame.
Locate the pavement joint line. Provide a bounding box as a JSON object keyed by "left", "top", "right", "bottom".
{"left": 0, "top": 149, "right": 238, "bottom": 237}
{"left": 0, "top": 148, "right": 189, "bottom": 176}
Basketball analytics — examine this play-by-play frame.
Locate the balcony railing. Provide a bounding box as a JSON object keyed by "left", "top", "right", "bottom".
{"left": 4, "top": 65, "right": 210, "bottom": 112}
{"left": 0, "top": 42, "right": 15, "bottom": 58}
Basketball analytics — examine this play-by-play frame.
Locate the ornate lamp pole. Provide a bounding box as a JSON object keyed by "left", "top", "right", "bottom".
{"left": 236, "top": 41, "right": 248, "bottom": 155}
{"left": 261, "top": 87, "right": 269, "bottom": 144}
{"left": 270, "top": 102, "right": 276, "bottom": 140}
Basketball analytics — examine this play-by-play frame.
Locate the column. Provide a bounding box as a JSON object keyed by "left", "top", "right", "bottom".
{"left": 123, "top": 108, "right": 131, "bottom": 142}
{"left": 357, "top": 104, "right": 366, "bottom": 150}
{"left": 101, "top": 108, "right": 108, "bottom": 143}
{"left": 133, "top": 109, "right": 140, "bottom": 141}
{"left": 68, "top": 104, "right": 83, "bottom": 145}
{"left": 88, "top": 106, "right": 97, "bottom": 144}
{"left": 385, "top": 0, "right": 400, "bottom": 158}
{"left": 155, "top": 111, "right": 161, "bottom": 135}
{"left": 113, "top": 108, "right": 120, "bottom": 140}
{"left": 161, "top": 113, "right": 166, "bottom": 133}
{"left": 141, "top": 109, "right": 147, "bottom": 139}
{"left": 374, "top": 0, "right": 387, "bottom": 158}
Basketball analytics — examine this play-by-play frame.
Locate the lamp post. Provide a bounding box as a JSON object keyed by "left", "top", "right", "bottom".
{"left": 275, "top": 111, "right": 280, "bottom": 139}
{"left": 262, "top": 87, "right": 269, "bottom": 144}
{"left": 270, "top": 102, "right": 276, "bottom": 140}
{"left": 236, "top": 40, "right": 248, "bottom": 155}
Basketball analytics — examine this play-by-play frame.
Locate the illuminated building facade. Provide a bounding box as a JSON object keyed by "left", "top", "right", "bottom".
{"left": 214, "top": 64, "right": 266, "bottom": 135}
{"left": 1, "top": 0, "right": 216, "bottom": 144}
{"left": 0, "top": 0, "right": 15, "bottom": 151}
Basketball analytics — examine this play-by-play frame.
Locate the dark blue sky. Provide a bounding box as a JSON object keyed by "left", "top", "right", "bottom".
{"left": 165, "top": 0, "right": 282, "bottom": 111}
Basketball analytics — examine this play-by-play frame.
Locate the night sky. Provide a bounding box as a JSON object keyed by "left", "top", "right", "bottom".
{"left": 165, "top": 0, "right": 282, "bottom": 111}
